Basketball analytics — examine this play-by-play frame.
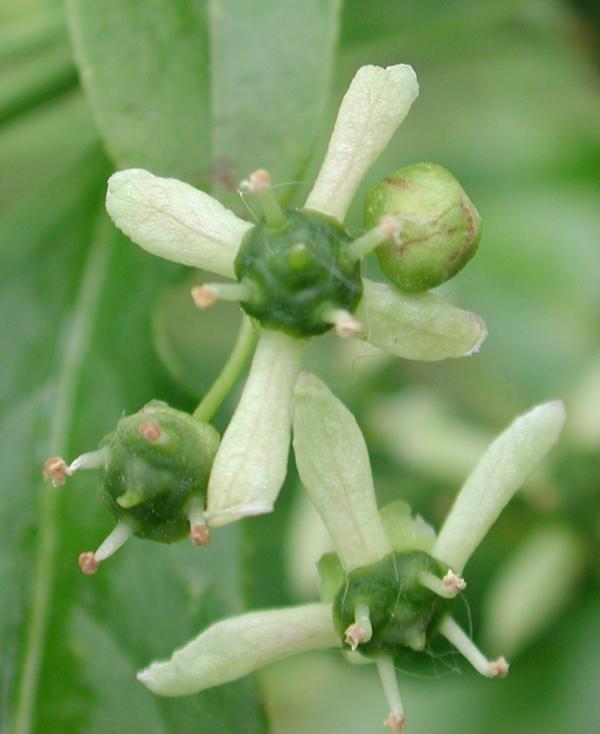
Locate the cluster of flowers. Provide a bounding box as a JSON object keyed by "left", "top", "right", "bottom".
{"left": 43, "top": 64, "right": 565, "bottom": 730}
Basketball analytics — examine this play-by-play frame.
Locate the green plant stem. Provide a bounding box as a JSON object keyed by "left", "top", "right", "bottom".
{"left": 193, "top": 315, "right": 258, "bottom": 423}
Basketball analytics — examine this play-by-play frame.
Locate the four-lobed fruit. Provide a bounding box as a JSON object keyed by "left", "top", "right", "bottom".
{"left": 234, "top": 208, "right": 362, "bottom": 337}
{"left": 332, "top": 550, "right": 454, "bottom": 657}
{"left": 100, "top": 401, "right": 219, "bottom": 542}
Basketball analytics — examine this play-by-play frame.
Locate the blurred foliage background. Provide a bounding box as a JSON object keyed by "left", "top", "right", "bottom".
{"left": 1, "top": 1, "right": 599, "bottom": 733}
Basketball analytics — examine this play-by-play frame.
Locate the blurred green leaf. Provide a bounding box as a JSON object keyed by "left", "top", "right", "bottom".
{"left": 0, "top": 119, "right": 266, "bottom": 734}
{"left": 207, "top": 0, "right": 340, "bottom": 204}
{"left": 66, "top": 0, "right": 212, "bottom": 185}
{"left": 66, "top": 0, "right": 341, "bottom": 203}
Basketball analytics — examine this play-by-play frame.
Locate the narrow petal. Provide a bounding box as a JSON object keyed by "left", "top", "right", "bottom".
{"left": 356, "top": 278, "right": 487, "bottom": 361}
{"left": 433, "top": 401, "right": 566, "bottom": 573}
{"left": 106, "top": 169, "right": 251, "bottom": 277}
{"left": 137, "top": 603, "right": 337, "bottom": 696}
{"left": 305, "top": 64, "right": 419, "bottom": 222}
{"left": 292, "top": 373, "right": 392, "bottom": 571}
{"left": 206, "top": 329, "right": 304, "bottom": 527}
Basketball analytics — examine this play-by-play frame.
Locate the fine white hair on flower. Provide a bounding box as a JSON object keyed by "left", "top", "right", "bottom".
{"left": 305, "top": 64, "right": 419, "bottom": 221}
{"left": 292, "top": 372, "right": 392, "bottom": 571}
{"left": 205, "top": 329, "right": 304, "bottom": 527}
{"left": 106, "top": 168, "right": 251, "bottom": 277}
{"left": 137, "top": 603, "right": 337, "bottom": 696}
{"left": 433, "top": 401, "right": 566, "bottom": 574}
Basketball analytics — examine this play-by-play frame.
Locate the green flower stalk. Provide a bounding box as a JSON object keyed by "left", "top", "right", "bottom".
{"left": 136, "top": 374, "right": 564, "bottom": 732}
{"left": 106, "top": 64, "right": 487, "bottom": 530}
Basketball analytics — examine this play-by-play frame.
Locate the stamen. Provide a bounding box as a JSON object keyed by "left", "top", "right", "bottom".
{"left": 78, "top": 552, "right": 99, "bottom": 575}
{"left": 43, "top": 457, "right": 69, "bottom": 486}
{"left": 188, "top": 497, "right": 211, "bottom": 547}
{"left": 439, "top": 616, "right": 509, "bottom": 678}
{"left": 79, "top": 522, "right": 136, "bottom": 574}
{"left": 43, "top": 448, "right": 108, "bottom": 486}
{"left": 191, "top": 282, "right": 254, "bottom": 309}
{"left": 418, "top": 569, "right": 467, "bottom": 598}
{"left": 346, "top": 215, "right": 403, "bottom": 262}
{"left": 321, "top": 307, "right": 363, "bottom": 338}
{"left": 443, "top": 570, "right": 467, "bottom": 594}
{"left": 376, "top": 656, "right": 405, "bottom": 731}
{"left": 239, "top": 169, "right": 285, "bottom": 227}
{"left": 344, "top": 602, "right": 373, "bottom": 650}
{"left": 68, "top": 448, "right": 108, "bottom": 473}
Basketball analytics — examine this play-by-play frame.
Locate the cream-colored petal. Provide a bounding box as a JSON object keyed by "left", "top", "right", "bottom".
{"left": 433, "top": 401, "right": 566, "bottom": 574}
{"left": 138, "top": 603, "right": 337, "bottom": 696}
{"left": 305, "top": 64, "right": 419, "bottom": 221}
{"left": 292, "top": 373, "right": 392, "bottom": 572}
{"left": 206, "top": 329, "right": 304, "bottom": 527}
{"left": 356, "top": 278, "right": 487, "bottom": 361}
{"left": 106, "top": 168, "right": 251, "bottom": 277}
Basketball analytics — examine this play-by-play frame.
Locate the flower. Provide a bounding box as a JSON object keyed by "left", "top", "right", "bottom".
{"left": 106, "top": 64, "right": 487, "bottom": 530}
{"left": 137, "top": 373, "right": 565, "bottom": 731}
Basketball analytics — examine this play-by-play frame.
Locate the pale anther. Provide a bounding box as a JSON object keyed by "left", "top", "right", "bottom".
{"left": 78, "top": 552, "right": 99, "bottom": 575}
{"left": 384, "top": 712, "right": 406, "bottom": 732}
{"left": 489, "top": 656, "right": 510, "bottom": 678}
{"left": 43, "top": 456, "right": 70, "bottom": 487}
{"left": 443, "top": 570, "right": 467, "bottom": 594}
{"left": 239, "top": 168, "right": 285, "bottom": 227}
{"left": 322, "top": 307, "right": 363, "bottom": 338}
{"left": 191, "top": 282, "right": 254, "bottom": 309}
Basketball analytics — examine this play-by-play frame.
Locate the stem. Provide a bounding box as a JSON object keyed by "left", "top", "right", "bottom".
{"left": 193, "top": 315, "right": 258, "bottom": 423}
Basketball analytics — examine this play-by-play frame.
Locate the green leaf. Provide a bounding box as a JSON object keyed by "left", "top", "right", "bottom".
{"left": 66, "top": 0, "right": 341, "bottom": 202}
{"left": 1, "top": 116, "right": 266, "bottom": 734}
{"left": 66, "top": 0, "right": 212, "bottom": 186}
{"left": 207, "top": 0, "right": 340, "bottom": 202}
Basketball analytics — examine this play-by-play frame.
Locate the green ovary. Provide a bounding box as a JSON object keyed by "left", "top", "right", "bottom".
{"left": 333, "top": 551, "right": 454, "bottom": 658}
{"left": 99, "top": 401, "right": 219, "bottom": 542}
{"left": 234, "top": 209, "right": 362, "bottom": 337}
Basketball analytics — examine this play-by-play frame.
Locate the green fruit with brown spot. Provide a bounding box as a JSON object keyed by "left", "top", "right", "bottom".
{"left": 364, "top": 163, "right": 481, "bottom": 292}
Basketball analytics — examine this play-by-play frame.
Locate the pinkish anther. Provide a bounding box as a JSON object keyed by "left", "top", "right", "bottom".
{"left": 443, "top": 570, "right": 467, "bottom": 594}
{"left": 191, "top": 285, "right": 217, "bottom": 309}
{"left": 79, "top": 552, "right": 100, "bottom": 575}
{"left": 190, "top": 524, "right": 211, "bottom": 547}
{"left": 384, "top": 712, "right": 406, "bottom": 732}
{"left": 43, "top": 456, "right": 70, "bottom": 487}
{"left": 489, "top": 656, "right": 509, "bottom": 678}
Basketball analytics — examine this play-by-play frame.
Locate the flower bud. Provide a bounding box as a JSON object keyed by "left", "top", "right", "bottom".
{"left": 364, "top": 162, "right": 481, "bottom": 292}
{"left": 100, "top": 401, "right": 219, "bottom": 542}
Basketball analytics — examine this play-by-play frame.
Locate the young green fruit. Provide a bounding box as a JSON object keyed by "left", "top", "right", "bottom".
{"left": 364, "top": 162, "right": 481, "bottom": 292}
{"left": 234, "top": 208, "right": 362, "bottom": 337}
{"left": 332, "top": 550, "right": 454, "bottom": 658}
{"left": 100, "top": 401, "right": 219, "bottom": 542}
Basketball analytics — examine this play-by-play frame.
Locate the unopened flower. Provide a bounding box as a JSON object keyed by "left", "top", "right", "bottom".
{"left": 364, "top": 162, "right": 481, "bottom": 292}
{"left": 136, "top": 373, "right": 564, "bottom": 731}
{"left": 106, "top": 64, "right": 487, "bottom": 529}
